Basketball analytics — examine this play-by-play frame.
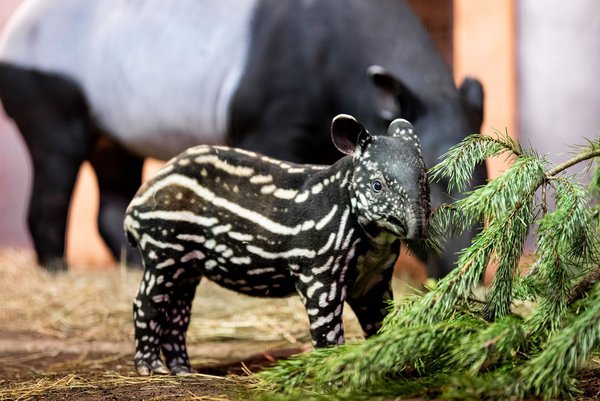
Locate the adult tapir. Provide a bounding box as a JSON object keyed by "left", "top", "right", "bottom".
{"left": 0, "top": 0, "right": 485, "bottom": 276}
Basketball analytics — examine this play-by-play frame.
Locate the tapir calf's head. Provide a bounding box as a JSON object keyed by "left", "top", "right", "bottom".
{"left": 332, "top": 114, "right": 430, "bottom": 240}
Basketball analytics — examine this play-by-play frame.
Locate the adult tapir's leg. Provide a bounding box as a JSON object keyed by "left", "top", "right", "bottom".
{"left": 88, "top": 136, "right": 143, "bottom": 265}
{"left": 0, "top": 64, "right": 96, "bottom": 271}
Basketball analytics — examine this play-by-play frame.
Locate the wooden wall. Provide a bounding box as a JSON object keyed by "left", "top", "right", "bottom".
{"left": 454, "top": 0, "right": 517, "bottom": 179}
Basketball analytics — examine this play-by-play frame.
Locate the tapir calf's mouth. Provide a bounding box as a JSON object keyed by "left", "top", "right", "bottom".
{"left": 383, "top": 216, "right": 407, "bottom": 238}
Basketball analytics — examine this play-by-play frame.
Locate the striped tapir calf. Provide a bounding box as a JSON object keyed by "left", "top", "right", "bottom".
{"left": 124, "top": 115, "right": 430, "bottom": 375}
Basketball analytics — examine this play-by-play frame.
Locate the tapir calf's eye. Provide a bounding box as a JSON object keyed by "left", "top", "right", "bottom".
{"left": 372, "top": 179, "right": 383, "bottom": 192}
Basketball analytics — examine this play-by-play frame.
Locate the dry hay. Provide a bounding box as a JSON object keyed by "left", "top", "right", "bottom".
{"left": 0, "top": 250, "right": 135, "bottom": 342}
{"left": 0, "top": 248, "right": 330, "bottom": 345}
{"left": 0, "top": 248, "right": 370, "bottom": 400}
{"left": 0, "top": 371, "right": 240, "bottom": 401}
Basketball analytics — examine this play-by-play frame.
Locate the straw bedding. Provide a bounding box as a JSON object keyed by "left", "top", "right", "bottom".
{"left": 0, "top": 249, "right": 362, "bottom": 400}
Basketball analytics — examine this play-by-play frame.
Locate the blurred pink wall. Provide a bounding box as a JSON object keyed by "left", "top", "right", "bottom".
{"left": 0, "top": 0, "right": 118, "bottom": 268}
{"left": 0, "top": 0, "right": 30, "bottom": 249}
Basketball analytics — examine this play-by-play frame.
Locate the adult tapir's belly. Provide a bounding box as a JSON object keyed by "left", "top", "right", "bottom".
{"left": 0, "top": 0, "right": 258, "bottom": 160}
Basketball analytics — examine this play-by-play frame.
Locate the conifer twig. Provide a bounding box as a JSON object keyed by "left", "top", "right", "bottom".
{"left": 545, "top": 148, "right": 600, "bottom": 178}
{"left": 567, "top": 265, "right": 600, "bottom": 305}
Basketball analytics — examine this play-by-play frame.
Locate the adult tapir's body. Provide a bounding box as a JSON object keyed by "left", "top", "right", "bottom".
{"left": 0, "top": 0, "right": 485, "bottom": 274}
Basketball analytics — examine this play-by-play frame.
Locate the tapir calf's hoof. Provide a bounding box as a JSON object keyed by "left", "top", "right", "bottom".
{"left": 170, "top": 365, "right": 195, "bottom": 376}
{"left": 136, "top": 359, "right": 171, "bottom": 376}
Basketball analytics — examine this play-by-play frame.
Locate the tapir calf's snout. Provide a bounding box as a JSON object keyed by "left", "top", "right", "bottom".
{"left": 406, "top": 214, "right": 429, "bottom": 240}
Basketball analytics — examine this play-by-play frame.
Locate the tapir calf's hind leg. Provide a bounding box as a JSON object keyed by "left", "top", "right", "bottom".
{"left": 134, "top": 254, "right": 202, "bottom": 376}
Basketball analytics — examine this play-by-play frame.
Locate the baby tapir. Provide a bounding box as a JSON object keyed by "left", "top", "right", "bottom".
{"left": 124, "top": 114, "right": 430, "bottom": 375}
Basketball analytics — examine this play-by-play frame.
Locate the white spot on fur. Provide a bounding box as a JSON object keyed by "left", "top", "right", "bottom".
{"left": 311, "top": 256, "right": 334, "bottom": 275}
{"left": 310, "top": 312, "right": 333, "bottom": 329}
{"left": 260, "top": 185, "right": 276, "bottom": 194}
{"left": 311, "top": 183, "right": 323, "bottom": 195}
{"left": 246, "top": 245, "right": 316, "bottom": 259}
{"left": 194, "top": 154, "right": 254, "bottom": 176}
{"left": 273, "top": 188, "right": 299, "bottom": 199}
{"left": 301, "top": 220, "right": 315, "bottom": 231}
{"left": 180, "top": 250, "right": 205, "bottom": 263}
{"left": 306, "top": 281, "right": 324, "bottom": 298}
{"left": 287, "top": 167, "right": 305, "bottom": 174}
{"left": 138, "top": 210, "right": 218, "bottom": 227}
{"left": 176, "top": 234, "right": 205, "bottom": 243}
{"left": 247, "top": 267, "right": 276, "bottom": 275}
{"left": 230, "top": 256, "right": 251, "bottom": 265}
{"left": 317, "top": 234, "right": 336, "bottom": 256}
{"left": 318, "top": 292, "right": 328, "bottom": 308}
{"left": 294, "top": 191, "right": 310, "bottom": 203}
{"left": 299, "top": 273, "right": 313, "bottom": 284}
{"left": 227, "top": 232, "right": 253, "bottom": 242}
{"left": 156, "top": 258, "right": 175, "bottom": 270}
{"left": 212, "top": 224, "right": 232, "bottom": 235}
{"left": 249, "top": 174, "right": 273, "bottom": 184}
{"left": 334, "top": 207, "right": 351, "bottom": 250}
{"left": 315, "top": 205, "right": 338, "bottom": 230}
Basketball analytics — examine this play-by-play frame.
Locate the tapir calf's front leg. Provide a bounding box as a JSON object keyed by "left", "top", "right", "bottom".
{"left": 298, "top": 278, "right": 347, "bottom": 347}
{"left": 347, "top": 277, "right": 393, "bottom": 338}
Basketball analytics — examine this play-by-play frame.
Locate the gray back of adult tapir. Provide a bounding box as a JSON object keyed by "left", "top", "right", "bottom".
{"left": 0, "top": 0, "right": 485, "bottom": 276}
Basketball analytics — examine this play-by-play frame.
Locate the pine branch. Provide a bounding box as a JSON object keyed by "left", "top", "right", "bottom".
{"left": 516, "top": 282, "right": 600, "bottom": 400}
{"left": 590, "top": 160, "right": 600, "bottom": 199}
{"left": 256, "top": 314, "right": 482, "bottom": 395}
{"left": 256, "top": 134, "right": 600, "bottom": 401}
{"left": 449, "top": 316, "right": 526, "bottom": 375}
{"left": 526, "top": 177, "right": 597, "bottom": 335}
{"left": 512, "top": 273, "right": 541, "bottom": 302}
{"left": 545, "top": 147, "right": 600, "bottom": 178}
{"left": 568, "top": 265, "right": 600, "bottom": 305}
{"left": 428, "top": 132, "right": 522, "bottom": 193}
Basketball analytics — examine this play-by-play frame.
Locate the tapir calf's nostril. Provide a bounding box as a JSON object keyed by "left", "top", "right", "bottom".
{"left": 407, "top": 219, "right": 428, "bottom": 240}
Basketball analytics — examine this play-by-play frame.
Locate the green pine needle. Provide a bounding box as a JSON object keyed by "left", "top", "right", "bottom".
{"left": 517, "top": 282, "right": 600, "bottom": 400}
{"left": 429, "top": 131, "right": 522, "bottom": 193}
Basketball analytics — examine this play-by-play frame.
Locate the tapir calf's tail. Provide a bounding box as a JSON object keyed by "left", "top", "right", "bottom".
{"left": 123, "top": 214, "right": 139, "bottom": 248}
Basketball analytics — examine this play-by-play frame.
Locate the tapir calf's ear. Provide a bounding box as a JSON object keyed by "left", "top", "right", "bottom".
{"left": 331, "top": 114, "right": 367, "bottom": 155}
{"left": 387, "top": 118, "right": 416, "bottom": 138}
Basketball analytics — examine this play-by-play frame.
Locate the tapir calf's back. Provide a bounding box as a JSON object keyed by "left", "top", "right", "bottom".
{"left": 125, "top": 145, "right": 348, "bottom": 297}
